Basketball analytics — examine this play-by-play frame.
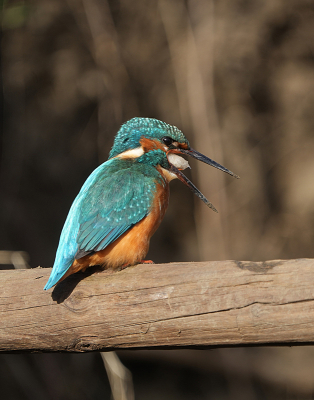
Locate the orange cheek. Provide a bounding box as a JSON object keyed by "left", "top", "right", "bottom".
{"left": 140, "top": 137, "right": 167, "bottom": 152}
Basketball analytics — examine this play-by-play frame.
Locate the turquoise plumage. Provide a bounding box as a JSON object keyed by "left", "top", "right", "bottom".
{"left": 44, "top": 118, "right": 238, "bottom": 290}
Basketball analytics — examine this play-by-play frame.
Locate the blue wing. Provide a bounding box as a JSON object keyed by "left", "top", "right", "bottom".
{"left": 44, "top": 159, "right": 158, "bottom": 290}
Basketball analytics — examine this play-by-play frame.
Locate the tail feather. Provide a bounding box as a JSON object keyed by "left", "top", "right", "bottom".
{"left": 44, "top": 260, "right": 72, "bottom": 290}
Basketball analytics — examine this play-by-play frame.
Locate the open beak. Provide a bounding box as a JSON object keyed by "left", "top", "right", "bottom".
{"left": 167, "top": 148, "right": 239, "bottom": 213}
{"left": 168, "top": 164, "right": 218, "bottom": 212}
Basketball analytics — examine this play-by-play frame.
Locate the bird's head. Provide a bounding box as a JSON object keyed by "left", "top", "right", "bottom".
{"left": 109, "top": 118, "right": 239, "bottom": 212}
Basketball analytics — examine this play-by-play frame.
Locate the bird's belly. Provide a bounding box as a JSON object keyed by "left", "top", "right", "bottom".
{"left": 70, "top": 181, "right": 169, "bottom": 273}
{"left": 85, "top": 215, "right": 157, "bottom": 268}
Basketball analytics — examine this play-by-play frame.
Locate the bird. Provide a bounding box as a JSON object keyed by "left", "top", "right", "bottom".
{"left": 44, "top": 117, "right": 239, "bottom": 290}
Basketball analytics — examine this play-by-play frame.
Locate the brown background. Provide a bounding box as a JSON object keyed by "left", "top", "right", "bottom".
{"left": 1, "top": 0, "right": 314, "bottom": 399}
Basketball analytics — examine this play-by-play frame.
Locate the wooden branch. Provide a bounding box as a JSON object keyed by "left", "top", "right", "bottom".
{"left": 1, "top": 258, "right": 314, "bottom": 352}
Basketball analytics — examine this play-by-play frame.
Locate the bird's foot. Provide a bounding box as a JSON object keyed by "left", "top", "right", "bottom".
{"left": 120, "top": 263, "right": 130, "bottom": 270}
{"left": 119, "top": 260, "right": 154, "bottom": 271}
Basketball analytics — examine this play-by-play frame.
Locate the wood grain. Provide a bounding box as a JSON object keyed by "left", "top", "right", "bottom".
{"left": 1, "top": 259, "right": 314, "bottom": 352}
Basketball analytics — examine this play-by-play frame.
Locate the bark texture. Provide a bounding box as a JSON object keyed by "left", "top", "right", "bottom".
{"left": 1, "top": 259, "right": 314, "bottom": 353}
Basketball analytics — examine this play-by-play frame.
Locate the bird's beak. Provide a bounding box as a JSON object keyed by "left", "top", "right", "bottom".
{"left": 168, "top": 163, "right": 218, "bottom": 212}
{"left": 167, "top": 148, "right": 239, "bottom": 212}
{"left": 178, "top": 148, "right": 240, "bottom": 179}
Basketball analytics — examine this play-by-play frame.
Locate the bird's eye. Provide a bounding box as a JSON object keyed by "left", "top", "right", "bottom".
{"left": 162, "top": 136, "right": 174, "bottom": 146}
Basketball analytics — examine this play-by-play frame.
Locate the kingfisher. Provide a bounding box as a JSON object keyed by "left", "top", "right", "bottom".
{"left": 44, "top": 118, "right": 238, "bottom": 290}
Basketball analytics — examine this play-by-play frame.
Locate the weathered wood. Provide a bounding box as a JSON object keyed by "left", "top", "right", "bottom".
{"left": 1, "top": 258, "right": 314, "bottom": 352}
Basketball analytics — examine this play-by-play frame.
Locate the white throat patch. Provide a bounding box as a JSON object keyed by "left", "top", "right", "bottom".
{"left": 161, "top": 153, "right": 190, "bottom": 182}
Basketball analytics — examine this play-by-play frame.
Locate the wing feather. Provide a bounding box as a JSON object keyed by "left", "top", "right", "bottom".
{"left": 44, "top": 158, "right": 160, "bottom": 290}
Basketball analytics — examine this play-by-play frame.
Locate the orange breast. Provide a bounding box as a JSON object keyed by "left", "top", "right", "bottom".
{"left": 57, "top": 179, "right": 170, "bottom": 284}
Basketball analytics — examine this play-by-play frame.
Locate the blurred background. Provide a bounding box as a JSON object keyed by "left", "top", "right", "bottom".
{"left": 1, "top": 0, "right": 314, "bottom": 398}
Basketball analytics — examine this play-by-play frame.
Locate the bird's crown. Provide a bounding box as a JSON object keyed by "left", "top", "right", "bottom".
{"left": 109, "top": 117, "right": 190, "bottom": 159}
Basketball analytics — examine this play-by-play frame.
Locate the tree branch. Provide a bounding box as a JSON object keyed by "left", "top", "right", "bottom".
{"left": 1, "top": 258, "right": 314, "bottom": 353}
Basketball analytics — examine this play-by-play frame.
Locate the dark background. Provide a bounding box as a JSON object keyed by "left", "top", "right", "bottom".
{"left": 1, "top": 0, "right": 314, "bottom": 399}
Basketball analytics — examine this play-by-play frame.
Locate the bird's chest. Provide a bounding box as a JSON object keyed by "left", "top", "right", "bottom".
{"left": 132, "top": 177, "right": 170, "bottom": 242}
{"left": 153, "top": 179, "right": 170, "bottom": 225}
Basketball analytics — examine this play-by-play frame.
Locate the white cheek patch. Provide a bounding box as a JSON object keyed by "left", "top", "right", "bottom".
{"left": 167, "top": 153, "right": 190, "bottom": 170}
{"left": 116, "top": 147, "right": 144, "bottom": 159}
